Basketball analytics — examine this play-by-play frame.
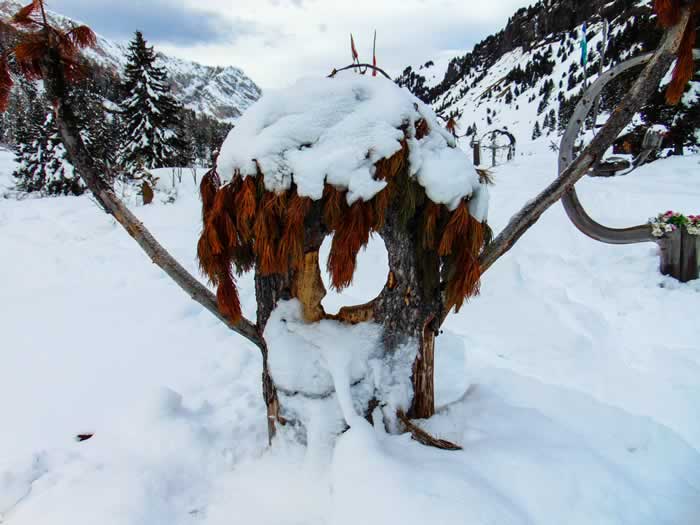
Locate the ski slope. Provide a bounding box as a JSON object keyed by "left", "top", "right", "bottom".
{"left": 1, "top": 146, "right": 699, "bottom": 524}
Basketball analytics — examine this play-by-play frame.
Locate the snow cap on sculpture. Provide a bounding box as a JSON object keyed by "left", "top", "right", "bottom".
{"left": 199, "top": 74, "right": 490, "bottom": 323}
{"left": 216, "top": 75, "right": 486, "bottom": 212}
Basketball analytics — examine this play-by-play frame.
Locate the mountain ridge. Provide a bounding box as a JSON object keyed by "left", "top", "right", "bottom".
{"left": 0, "top": 0, "right": 261, "bottom": 121}
{"left": 397, "top": 0, "right": 699, "bottom": 157}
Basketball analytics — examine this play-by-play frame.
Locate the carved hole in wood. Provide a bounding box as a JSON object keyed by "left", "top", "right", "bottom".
{"left": 318, "top": 233, "right": 389, "bottom": 316}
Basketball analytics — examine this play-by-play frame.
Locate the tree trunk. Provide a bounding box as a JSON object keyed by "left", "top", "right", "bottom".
{"left": 252, "top": 211, "right": 329, "bottom": 429}
{"left": 257, "top": 202, "right": 443, "bottom": 422}
{"left": 410, "top": 319, "right": 436, "bottom": 419}
{"left": 254, "top": 204, "right": 327, "bottom": 330}
{"left": 372, "top": 210, "right": 443, "bottom": 419}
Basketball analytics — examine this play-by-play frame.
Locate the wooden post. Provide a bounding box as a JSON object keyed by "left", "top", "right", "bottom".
{"left": 141, "top": 181, "right": 154, "bottom": 205}
{"left": 681, "top": 230, "right": 699, "bottom": 282}
{"left": 472, "top": 141, "right": 481, "bottom": 166}
{"left": 659, "top": 230, "right": 681, "bottom": 278}
{"left": 659, "top": 230, "right": 699, "bottom": 283}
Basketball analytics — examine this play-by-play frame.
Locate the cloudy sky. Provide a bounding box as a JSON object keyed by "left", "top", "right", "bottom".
{"left": 48, "top": 0, "right": 534, "bottom": 88}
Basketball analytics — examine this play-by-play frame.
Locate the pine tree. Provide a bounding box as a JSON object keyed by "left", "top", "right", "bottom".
{"left": 88, "top": 107, "right": 123, "bottom": 180}
{"left": 66, "top": 78, "right": 122, "bottom": 181}
{"left": 175, "top": 109, "right": 197, "bottom": 167}
{"left": 12, "top": 79, "right": 46, "bottom": 192}
{"left": 505, "top": 89, "right": 513, "bottom": 105}
{"left": 531, "top": 121, "right": 542, "bottom": 141}
{"left": 9, "top": 77, "right": 82, "bottom": 195}
{"left": 4, "top": 75, "right": 43, "bottom": 146}
{"left": 119, "top": 31, "right": 183, "bottom": 174}
{"left": 12, "top": 109, "right": 44, "bottom": 191}
{"left": 14, "top": 112, "right": 84, "bottom": 195}
{"left": 547, "top": 109, "right": 557, "bottom": 134}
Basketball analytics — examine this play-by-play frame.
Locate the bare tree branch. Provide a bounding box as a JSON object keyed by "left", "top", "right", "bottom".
{"left": 37, "top": 49, "right": 264, "bottom": 350}
{"left": 477, "top": 9, "right": 692, "bottom": 275}
{"left": 397, "top": 410, "right": 462, "bottom": 451}
{"left": 39, "top": 43, "right": 284, "bottom": 443}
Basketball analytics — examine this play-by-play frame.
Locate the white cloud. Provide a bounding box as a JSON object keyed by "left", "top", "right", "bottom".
{"left": 57, "top": 0, "right": 536, "bottom": 88}
{"left": 50, "top": 0, "right": 251, "bottom": 45}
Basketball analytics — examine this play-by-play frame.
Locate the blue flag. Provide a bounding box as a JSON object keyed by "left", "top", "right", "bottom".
{"left": 580, "top": 22, "right": 588, "bottom": 67}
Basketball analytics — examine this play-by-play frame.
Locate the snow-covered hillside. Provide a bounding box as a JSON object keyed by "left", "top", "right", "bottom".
{"left": 1, "top": 143, "right": 699, "bottom": 524}
{"left": 0, "top": 0, "right": 261, "bottom": 121}
{"left": 397, "top": 0, "right": 699, "bottom": 153}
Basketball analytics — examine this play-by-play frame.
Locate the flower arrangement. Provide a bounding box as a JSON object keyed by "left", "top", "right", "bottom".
{"left": 650, "top": 211, "right": 700, "bottom": 237}
{"left": 689, "top": 215, "right": 700, "bottom": 236}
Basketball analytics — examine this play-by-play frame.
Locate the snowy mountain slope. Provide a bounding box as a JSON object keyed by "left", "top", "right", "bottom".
{"left": 161, "top": 57, "right": 260, "bottom": 122}
{"left": 405, "top": 50, "right": 466, "bottom": 94}
{"left": 1, "top": 145, "right": 700, "bottom": 524}
{"left": 397, "top": 0, "right": 699, "bottom": 153}
{"left": 0, "top": 0, "right": 261, "bottom": 121}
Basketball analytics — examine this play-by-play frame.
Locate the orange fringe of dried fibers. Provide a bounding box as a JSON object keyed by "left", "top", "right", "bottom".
{"left": 415, "top": 119, "right": 430, "bottom": 140}
{"left": 234, "top": 176, "right": 256, "bottom": 238}
{"left": 216, "top": 272, "right": 241, "bottom": 322}
{"left": 197, "top": 173, "right": 242, "bottom": 322}
{"left": 327, "top": 200, "right": 376, "bottom": 290}
{"left": 665, "top": 12, "right": 698, "bottom": 104}
{"left": 253, "top": 192, "right": 286, "bottom": 275}
{"left": 422, "top": 202, "right": 441, "bottom": 250}
{"left": 278, "top": 193, "right": 312, "bottom": 270}
{"left": 322, "top": 185, "right": 349, "bottom": 231}
{"left": 438, "top": 202, "right": 484, "bottom": 311}
{"left": 199, "top": 168, "right": 220, "bottom": 221}
{"left": 653, "top": 0, "right": 700, "bottom": 105}
{"left": 654, "top": 0, "right": 682, "bottom": 27}
{"left": 372, "top": 141, "right": 408, "bottom": 229}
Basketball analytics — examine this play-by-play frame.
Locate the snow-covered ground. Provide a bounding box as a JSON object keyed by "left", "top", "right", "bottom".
{"left": 1, "top": 145, "right": 699, "bottom": 524}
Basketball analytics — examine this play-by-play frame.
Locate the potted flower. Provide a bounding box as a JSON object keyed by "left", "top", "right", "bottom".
{"left": 649, "top": 211, "right": 700, "bottom": 237}
{"left": 687, "top": 215, "right": 700, "bottom": 236}
{"left": 651, "top": 211, "right": 699, "bottom": 282}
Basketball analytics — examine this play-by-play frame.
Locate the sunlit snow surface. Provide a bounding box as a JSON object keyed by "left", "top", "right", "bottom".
{"left": 1, "top": 146, "right": 700, "bottom": 524}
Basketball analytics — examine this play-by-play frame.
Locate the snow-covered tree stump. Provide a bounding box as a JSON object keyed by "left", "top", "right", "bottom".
{"left": 196, "top": 76, "right": 490, "bottom": 440}
{"left": 6, "top": 0, "right": 693, "bottom": 448}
